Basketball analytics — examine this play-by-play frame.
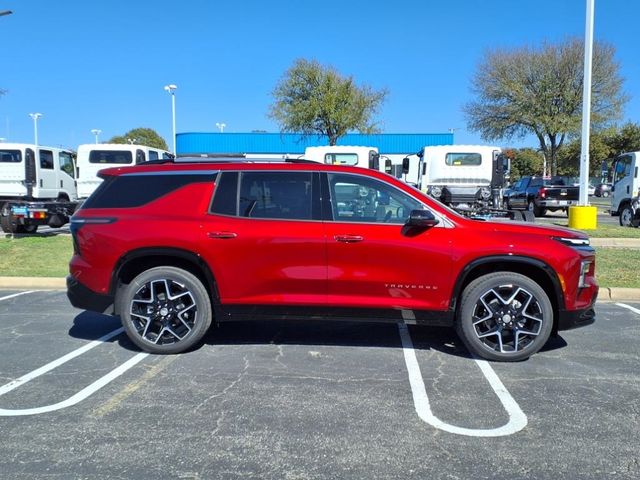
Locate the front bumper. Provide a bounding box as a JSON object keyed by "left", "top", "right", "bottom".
{"left": 66, "top": 275, "right": 114, "bottom": 314}
{"left": 556, "top": 288, "right": 598, "bottom": 331}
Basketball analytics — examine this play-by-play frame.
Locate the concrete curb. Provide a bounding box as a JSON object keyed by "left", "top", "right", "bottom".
{"left": 591, "top": 238, "right": 640, "bottom": 248}
{"left": 599, "top": 287, "right": 640, "bottom": 302}
{"left": 1, "top": 277, "right": 639, "bottom": 301}
{"left": 0, "top": 277, "right": 66, "bottom": 290}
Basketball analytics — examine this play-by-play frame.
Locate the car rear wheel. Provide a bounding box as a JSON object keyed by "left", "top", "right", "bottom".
{"left": 456, "top": 272, "right": 553, "bottom": 362}
{"left": 120, "top": 266, "right": 212, "bottom": 354}
{"left": 528, "top": 200, "right": 545, "bottom": 217}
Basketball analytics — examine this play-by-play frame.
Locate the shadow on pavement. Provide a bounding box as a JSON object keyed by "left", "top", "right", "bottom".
{"left": 68, "top": 311, "right": 569, "bottom": 360}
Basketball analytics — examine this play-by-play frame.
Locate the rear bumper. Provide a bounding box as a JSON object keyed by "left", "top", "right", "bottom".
{"left": 538, "top": 199, "right": 577, "bottom": 208}
{"left": 66, "top": 275, "right": 114, "bottom": 314}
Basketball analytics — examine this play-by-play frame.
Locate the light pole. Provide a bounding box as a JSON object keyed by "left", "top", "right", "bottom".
{"left": 164, "top": 84, "right": 177, "bottom": 155}
{"left": 28, "top": 113, "right": 42, "bottom": 146}
{"left": 91, "top": 129, "right": 101, "bottom": 144}
{"left": 216, "top": 122, "right": 226, "bottom": 133}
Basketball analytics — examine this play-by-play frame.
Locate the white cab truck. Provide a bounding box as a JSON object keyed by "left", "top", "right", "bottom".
{"left": 303, "top": 146, "right": 383, "bottom": 171}
{"left": 0, "top": 143, "right": 78, "bottom": 233}
{"left": 76, "top": 143, "right": 171, "bottom": 199}
{"left": 402, "top": 145, "right": 519, "bottom": 220}
{"left": 414, "top": 145, "right": 509, "bottom": 208}
{"left": 610, "top": 151, "right": 640, "bottom": 227}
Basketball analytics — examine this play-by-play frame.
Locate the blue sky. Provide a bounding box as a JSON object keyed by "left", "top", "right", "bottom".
{"left": 1, "top": 0, "right": 639, "bottom": 150}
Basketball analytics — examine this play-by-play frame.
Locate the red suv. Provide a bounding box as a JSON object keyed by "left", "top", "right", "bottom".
{"left": 67, "top": 158, "right": 598, "bottom": 361}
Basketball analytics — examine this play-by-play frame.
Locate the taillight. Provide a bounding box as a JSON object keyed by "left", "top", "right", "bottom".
{"left": 538, "top": 187, "right": 547, "bottom": 199}
{"left": 70, "top": 217, "right": 116, "bottom": 256}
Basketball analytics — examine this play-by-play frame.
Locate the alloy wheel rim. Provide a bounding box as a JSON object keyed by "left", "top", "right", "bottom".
{"left": 129, "top": 278, "right": 197, "bottom": 345}
{"left": 471, "top": 284, "right": 543, "bottom": 354}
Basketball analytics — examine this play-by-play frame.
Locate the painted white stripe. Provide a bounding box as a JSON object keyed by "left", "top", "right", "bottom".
{"left": 615, "top": 303, "right": 640, "bottom": 315}
{"left": 0, "top": 291, "right": 36, "bottom": 302}
{"left": 0, "top": 353, "right": 148, "bottom": 416}
{"left": 0, "top": 327, "right": 125, "bottom": 396}
{"left": 0, "top": 326, "right": 149, "bottom": 416}
{"left": 398, "top": 323, "right": 527, "bottom": 437}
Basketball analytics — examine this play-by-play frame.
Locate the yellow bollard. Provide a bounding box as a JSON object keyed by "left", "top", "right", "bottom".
{"left": 568, "top": 205, "right": 598, "bottom": 230}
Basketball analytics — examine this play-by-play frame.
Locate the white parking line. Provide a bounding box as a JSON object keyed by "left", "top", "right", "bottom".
{"left": 616, "top": 303, "right": 640, "bottom": 315}
{"left": 398, "top": 323, "right": 527, "bottom": 437}
{"left": 0, "top": 291, "right": 36, "bottom": 302}
{"left": 0, "top": 327, "right": 149, "bottom": 416}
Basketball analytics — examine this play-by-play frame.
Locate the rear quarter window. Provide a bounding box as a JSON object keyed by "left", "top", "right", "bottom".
{"left": 82, "top": 172, "right": 217, "bottom": 209}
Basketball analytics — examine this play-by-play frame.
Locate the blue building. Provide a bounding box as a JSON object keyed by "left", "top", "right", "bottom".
{"left": 176, "top": 132, "right": 453, "bottom": 156}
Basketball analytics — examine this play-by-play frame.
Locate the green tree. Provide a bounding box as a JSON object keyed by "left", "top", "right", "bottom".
{"left": 269, "top": 59, "right": 388, "bottom": 145}
{"left": 503, "top": 147, "right": 544, "bottom": 180}
{"left": 557, "top": 122, "right": 640, "bottom": 176}
{"left": 464, "top": 38, "right": 627, "bottom": 176}
{"left": 108, "top": 128, "right": 168, "bottom": 150}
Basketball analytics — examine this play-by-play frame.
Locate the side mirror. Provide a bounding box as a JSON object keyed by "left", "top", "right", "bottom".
{"left": 402, "top": 157, "right": 410, "bottom": 174}
{"left": 405, "top": 209, "right": 439, "bottom": 228}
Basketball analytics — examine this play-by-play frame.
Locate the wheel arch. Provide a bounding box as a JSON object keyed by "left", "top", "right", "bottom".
{"left": 110, "top": 247, "right": 220, "bottom": 306}
{"left": 450, "top": 256, "right": 564, "bottom": 330}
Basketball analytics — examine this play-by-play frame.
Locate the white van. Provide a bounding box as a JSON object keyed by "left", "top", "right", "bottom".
{"left": 0, "top": 143, "right": 77, "bottom": 201}
{"left": 76, "top": 143, "right": 171, "bottom": 199}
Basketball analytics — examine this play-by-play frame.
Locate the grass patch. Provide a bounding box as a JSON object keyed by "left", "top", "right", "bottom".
{"left": 0, "top": 234, "right": 72, "bottom": 277}
{"left": 594, "top": 247, "right": 640, "bottom": 288}
{"left": 548, "top": 221, "right": 640, "bottom": 238}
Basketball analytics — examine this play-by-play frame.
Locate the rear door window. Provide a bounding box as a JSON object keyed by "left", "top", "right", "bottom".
{"left": 39, "top": 150, "right": 54, "bottom": 169}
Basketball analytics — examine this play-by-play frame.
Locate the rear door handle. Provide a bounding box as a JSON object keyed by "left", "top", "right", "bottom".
{"left": 207, "top": 231, "right": 237, "bottom": 239}
{"left": 334, "top": 234, "right": 364, "bottom": 243}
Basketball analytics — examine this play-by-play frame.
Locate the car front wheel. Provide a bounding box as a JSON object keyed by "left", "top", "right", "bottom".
{"left": 119, "top": 266, "right": 213, "bottom": 354}
{"left": 456, "top": 272, "right": 553, "bottom": 362}
{"left": 619, "top": 205, "right": 633, "bottom": 227}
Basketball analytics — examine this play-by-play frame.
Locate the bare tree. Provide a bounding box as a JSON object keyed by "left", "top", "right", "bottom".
{"left": 464, "top": 38, "right": 627, "bottom": 175}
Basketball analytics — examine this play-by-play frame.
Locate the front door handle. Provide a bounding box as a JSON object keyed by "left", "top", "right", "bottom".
{"left": 334, "top": 234, "right": 364, "bottom": 243}
{"left": 207, "top": 231, "right": 237, "bottom": 239}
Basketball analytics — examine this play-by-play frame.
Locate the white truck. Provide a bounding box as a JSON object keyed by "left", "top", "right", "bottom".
{"left": 403, "top": 145, "right": 513, "bottom": 218}
{"left": 0, "top": 143, "right": 78, "bottom": 233}
{"left": 76, "top": 143, "right": 171, "bottom": 199}
{"left": 303, "top": 146, "right": 383, "bottom": 171}
{"left": 610, "top": 151, "right": 640, "bottom": 227}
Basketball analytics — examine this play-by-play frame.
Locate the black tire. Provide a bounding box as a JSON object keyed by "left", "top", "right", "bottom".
{"left": 1, "top": 203, "right": 18, "bottom": 234}
{"left": 619, "top": 205, "right": 633, "bottom": 227}
{"left": 456, "top": 272, "right": 553, "bottom": 362}
{"left": 528, "top": 200, "right": 545, "bottom": 217}
{"left": 18, "top": 224, "right": 38, "bottom": 234}
{"left": 522, "top": 210, "right": 535, "bottom": 223}
{"left": 119, "top": 266, "right": 213, "bottom": 354}
{"left": 510, "top": 210, "right": 524, "bottom": 221}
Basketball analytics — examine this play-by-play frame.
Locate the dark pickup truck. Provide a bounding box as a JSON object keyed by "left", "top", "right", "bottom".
{"left": 505, "top": 176, "right": 579, "bottom": 217}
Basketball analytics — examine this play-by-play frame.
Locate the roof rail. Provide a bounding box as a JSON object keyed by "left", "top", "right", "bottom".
{"left": 137, "top": 154, "right": 321, "bottom": 166}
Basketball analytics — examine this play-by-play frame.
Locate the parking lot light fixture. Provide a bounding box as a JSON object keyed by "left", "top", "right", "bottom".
{"left": 28, "top": 113, "right": 42, "bottom": 146}
{"left": 164, "top": 84, "right": 177, "bottom": 155}
{"left": 91, "top": 129, "right": 101, "bottom": 144}
{"left": 0, "top": 10, "right": 13, "bottom": 17}
{"left": 216, "top": 122, "right": 226, "bottom": 133}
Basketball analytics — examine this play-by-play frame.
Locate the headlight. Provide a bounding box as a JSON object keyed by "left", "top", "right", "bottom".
{"left": 553, "top": 237, "right": 590, "bottom": 247}
{"left": 430, "top": 186, "right": 442, "bottom": 198}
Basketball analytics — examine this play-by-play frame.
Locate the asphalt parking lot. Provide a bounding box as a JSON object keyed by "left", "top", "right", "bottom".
{"left": 0, "top": 290, "right": 638, "bottom": 480}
